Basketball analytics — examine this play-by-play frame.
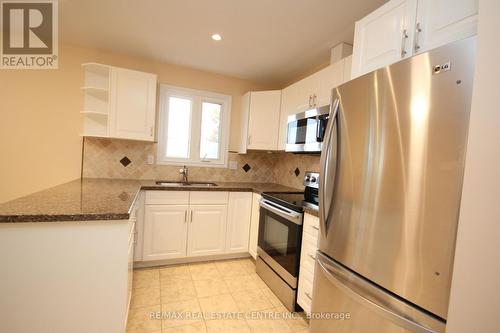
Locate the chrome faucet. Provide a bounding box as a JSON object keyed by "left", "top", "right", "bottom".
{"left": 179, "top": 165, "right": 188, "bottom": 183}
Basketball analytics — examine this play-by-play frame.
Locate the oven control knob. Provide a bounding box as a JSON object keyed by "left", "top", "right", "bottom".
{"left": 305, "top": 176, "right": 311, "bottom": 182}
{"left": 310, "top": 176, "right": 317, "bottom": 183}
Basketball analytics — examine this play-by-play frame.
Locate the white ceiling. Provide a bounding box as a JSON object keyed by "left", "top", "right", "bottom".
{"left": 59, "top": 0, "right": 387, "bottom": 86}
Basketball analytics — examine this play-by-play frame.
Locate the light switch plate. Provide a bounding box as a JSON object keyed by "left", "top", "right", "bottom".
{"left": 147, "top": 154, "right": 155, "bottom": 165}
{"left": 229, "top": 161, "right": 238, "bottom": 170}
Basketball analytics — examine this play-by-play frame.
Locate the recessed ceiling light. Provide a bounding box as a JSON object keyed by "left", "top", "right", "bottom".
{"left": 211, "top": 34, "right": 222, "bottom": 41}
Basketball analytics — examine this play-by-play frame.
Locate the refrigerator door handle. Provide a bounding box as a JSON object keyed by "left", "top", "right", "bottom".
{"left": 316, "top": 254, "right": 445, "bottom": 333}
{"left": 319, "top": 92, "right": 340, "bottom": 237}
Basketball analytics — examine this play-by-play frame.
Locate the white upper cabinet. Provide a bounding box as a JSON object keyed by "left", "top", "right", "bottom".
{"left": 414, "top": 0, "right": 478, "bottom": 54}
{"left": 239, "top": 90, "right": 282, "bottom": 153}
{"left": 343, "top": 55, "right": 353, "bottom": 83}
{"left": 278, "top": 60, "right": 346, "bottom": 150}
{"left": 109, "top": 67, "right": 157, "bottom": 141}
{"left": 351, "top": 0, "right": 478, "bottom": 78}
{"left": 316, "top": 61, "right": 345, "bottom": 107}
{"left": 81, "top": 63, "right": 157, "bottom": 142}
{"left": 351, "top": 0, "right": 418, "bottom": 79}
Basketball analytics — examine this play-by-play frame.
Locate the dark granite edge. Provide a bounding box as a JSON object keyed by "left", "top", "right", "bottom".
{"left": 139, "top": 186, "right": 255, "bottom": 192}
{"left": 0, "top": 183, "right": 304, "bottom": 223}
{"left": 0, "top": 213, "right": 131, "bottom": 223}
{"left": 127, "top": 186, "right": 142, "bottom": 215}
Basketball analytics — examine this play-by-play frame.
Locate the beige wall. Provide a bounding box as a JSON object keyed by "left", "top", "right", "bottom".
{"left": 0, "top": 43, "right": 272, "bottom": 203}
{"left": 446, "top": 1, "right": 500, "bottom": 332}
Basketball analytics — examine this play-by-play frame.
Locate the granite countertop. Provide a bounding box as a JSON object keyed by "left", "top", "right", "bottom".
{"left": 303, "top": 205, "right": 319, "bottom": 218}
{"left": 0, "top": 178, "right": 301, "bottom": 223}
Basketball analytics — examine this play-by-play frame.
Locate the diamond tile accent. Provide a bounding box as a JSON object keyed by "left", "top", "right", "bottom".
{"left": 242, "top": 163, "right": 251, "bottom": 172}
{"left": 120, "top": 156, "right": 131, "bottom": 167}
{"left": 82, "top": 137, "right": 321, "bottom": 189}
{"left": 294, "top": 167, "right": 300, "bottom": 177}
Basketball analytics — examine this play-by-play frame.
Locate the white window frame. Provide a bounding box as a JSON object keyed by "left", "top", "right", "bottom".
{"left": 157, "top": 85, "right": 231, "bottom": 168}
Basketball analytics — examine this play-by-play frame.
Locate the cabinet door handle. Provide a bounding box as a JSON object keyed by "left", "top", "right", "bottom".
{"left": 308, "top": 253, "right": 316, "bottom": 260}
{"left": 312, "top": 225, "right": 319, "bottom": 231}
{"left": 150, "top": 126, "right": 154, "bottom": 137}
{"left": 414, "top": 22, "right": 422, "bottom": 53}
{"left": 305, "top": 292, "right": 313, "bottom": 300}
{"left": 308, "top": 95, "right": 313, "bottom": 108}
{"left": 248, "top": 135, "right": 252, "bottom": 145}
{"left": 401, "top": 29, "right": 408, "bottom": 58}
{"left": 184, "top": 211, "right": 187, "bottom": 223}
{"left": 313, "top": 94, "right": 317, "bottom": 107}
{"left": 190, "top": 210, "right": 193, "bottom": 223}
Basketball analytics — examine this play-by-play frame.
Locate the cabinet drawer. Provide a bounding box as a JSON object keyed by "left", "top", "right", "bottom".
{"left": 300, "top": 246, "right": 317, "bottom": 275}
{"left": 145, "top": 191, "right": 189, "bottom": 205}
{"left": 302, "top": 230, "right": 318, "bottom": 249}
{"left": 303, "top": 213, "right": 320, "bottom": 237}
{"left": 189, "top": 191, "right": 229, "bottom": 204}
{"left": 299, "top": 260, "right": 315, "bottom": 283}
{"left": 297, "top": 277, "right": 314, "bottom": 314}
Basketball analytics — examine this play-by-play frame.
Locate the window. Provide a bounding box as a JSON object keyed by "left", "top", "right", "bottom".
{"left": 157, "top": 85, "right": 231, "bottom": 167}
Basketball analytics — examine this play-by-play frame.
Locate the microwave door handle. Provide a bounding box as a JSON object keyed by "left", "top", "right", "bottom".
{"left": 316, "top": 117, "right": 327, "bottom": 142}
{"left": 319, "top": 93, "right": 340, "bottom": 237}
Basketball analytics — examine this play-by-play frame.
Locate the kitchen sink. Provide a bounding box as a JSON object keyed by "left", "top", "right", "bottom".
{"left": 155, "top": 181, "right": 218, "bottom": 187}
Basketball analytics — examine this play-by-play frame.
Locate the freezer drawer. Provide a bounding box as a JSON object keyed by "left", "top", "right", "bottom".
{"left": 310, "top": 252, "right": 445, "bottom": 333}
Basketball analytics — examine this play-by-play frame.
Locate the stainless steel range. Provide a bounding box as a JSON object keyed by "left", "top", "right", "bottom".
{"left": 256, "top": 172, "right": 319, "bottom": 311}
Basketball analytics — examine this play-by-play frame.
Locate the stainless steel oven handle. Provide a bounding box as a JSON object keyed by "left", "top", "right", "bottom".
{"left": 259, "top": 199, "right": 303, "bottom": 225}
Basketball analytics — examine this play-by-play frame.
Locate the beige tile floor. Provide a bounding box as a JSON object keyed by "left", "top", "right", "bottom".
{"left": 127, "top": 258, "right": 310, "bottom": 333}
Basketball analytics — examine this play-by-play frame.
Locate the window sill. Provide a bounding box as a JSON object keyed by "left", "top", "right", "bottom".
{"left": 156, "top": 159, "right": 228, "bottom": 168}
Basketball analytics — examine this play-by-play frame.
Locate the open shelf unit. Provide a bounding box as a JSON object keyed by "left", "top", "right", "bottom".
{"left": 81, "top": 63, "right": 111, "bottom": 137}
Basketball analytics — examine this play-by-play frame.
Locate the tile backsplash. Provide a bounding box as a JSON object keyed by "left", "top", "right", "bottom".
{"left": 82, "top": 138, "right": 320, "bottom": 189}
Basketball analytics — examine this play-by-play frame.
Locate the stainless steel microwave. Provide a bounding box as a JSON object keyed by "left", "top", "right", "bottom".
{"left": 285, "top": 105, "right": 330, "bottom": 153}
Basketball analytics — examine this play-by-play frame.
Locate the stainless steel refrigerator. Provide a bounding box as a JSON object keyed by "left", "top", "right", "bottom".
{"left": 311, "top": 37, "right": 476, "bottom": 333}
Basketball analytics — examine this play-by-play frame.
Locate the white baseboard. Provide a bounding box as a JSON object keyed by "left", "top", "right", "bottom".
{"left": 133, "top": 252, "right": 251, "bottom": 269}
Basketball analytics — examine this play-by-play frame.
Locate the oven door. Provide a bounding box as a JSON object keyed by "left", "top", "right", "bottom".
{"left": 257, "top": 199, "right": 303, "bottom": 288}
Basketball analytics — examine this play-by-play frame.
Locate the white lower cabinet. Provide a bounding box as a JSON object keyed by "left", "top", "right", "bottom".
{"left": 187, "top": 205, "right": 228, "bottom": 257}
{"left": 143, "top": 205, "right": 189, "bottom": 260}
{"left": 226, "top": 192, "right": 252, "bottom": 253}
{"left": 297, "top": 213, "right": 320, "bottom": 315}
{"left": 142, "top": 191, "right": 252, "bottom": 262}
{"left": 248, "top": 193, "right": 261, "bottom": 259}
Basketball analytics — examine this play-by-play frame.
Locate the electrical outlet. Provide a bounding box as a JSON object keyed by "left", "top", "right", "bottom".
{"left": 229, "top": 161, "right": 237, "bottom": 170}
{"left": 147, "top": 154, "right": 155, "bottom": 165}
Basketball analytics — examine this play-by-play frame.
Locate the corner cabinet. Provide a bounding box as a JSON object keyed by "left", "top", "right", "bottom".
{"left": 351, "top": 0, "right": 478, "bottom": 78}
{"left": 239, "top": 90, "right": 282, "bottom": 153}
{"left": 81, "top": 63, "right": 157, "bottom": 142}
